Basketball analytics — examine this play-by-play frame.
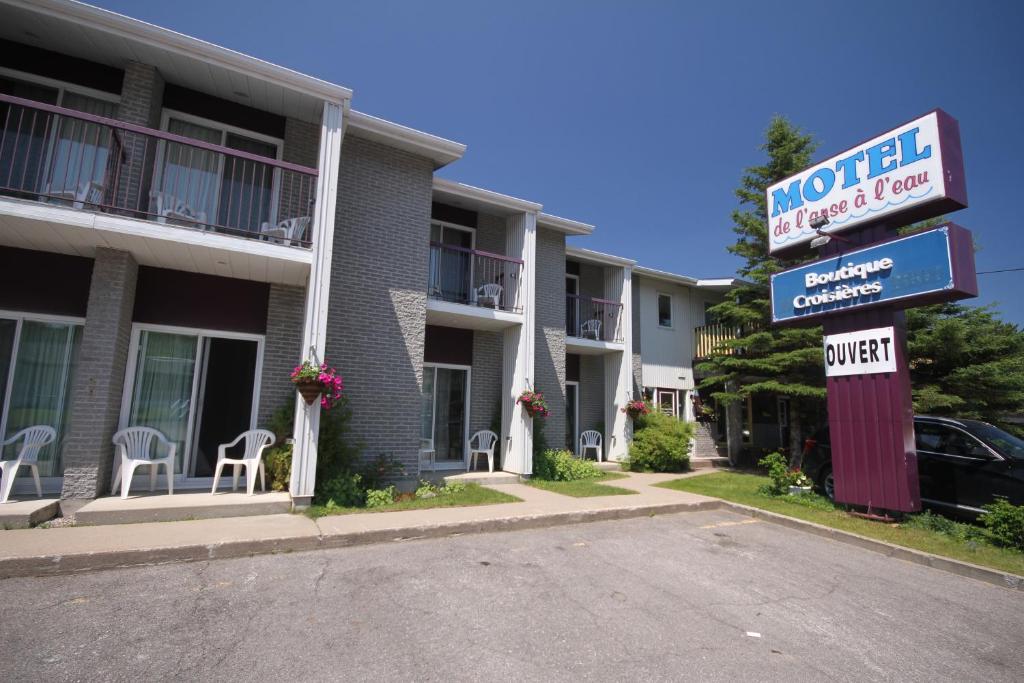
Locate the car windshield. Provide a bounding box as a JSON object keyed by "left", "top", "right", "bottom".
{"left": 961, "top": 421, "right": 1024, "bottom": 460}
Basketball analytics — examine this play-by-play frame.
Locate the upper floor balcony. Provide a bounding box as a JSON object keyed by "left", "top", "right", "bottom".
{"left": 694, "top": 322, "right": 750, "bottom": 360}
{"left": 0, "top": 94, "right": 318, "bottom": 248}
{"left": 425, "top": 241, "right": 524, "bottom": 331}
{"left": 565, "top": 293, "right": 624, "bottom": 354}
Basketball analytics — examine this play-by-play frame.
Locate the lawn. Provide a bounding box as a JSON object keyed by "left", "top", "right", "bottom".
{"left": 657, "top": 471, "right": 1024, "bottom": 576}
{"left": 306, "top": 483, "right": 521, "bottom": 518}
{"left": 527, "top": 472, "right": 637, "bottom": 498}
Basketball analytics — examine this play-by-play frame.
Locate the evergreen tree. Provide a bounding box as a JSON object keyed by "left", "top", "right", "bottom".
{"left": 907, "top": 302, "right": 1024, "bottom": 434}
{"left": 699, "top": 116, "right": 825, "bottom": 464}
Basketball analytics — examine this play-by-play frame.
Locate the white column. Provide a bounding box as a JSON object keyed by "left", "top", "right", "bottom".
{"left": 604, "top": 265, "right": 632, "bottom": 461}
{"left": 289, "top": 100, "right": 344, "bottom": 507}
{"left": 500, "top": 211, "right": 537, "bottom": 474}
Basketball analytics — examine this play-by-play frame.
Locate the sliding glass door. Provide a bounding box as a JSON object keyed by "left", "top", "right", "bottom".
{"left": 123, "top": 326, "right": 261, "bottom": 482}
{"left": 0, "top": 315, "right": 82, "bottom": 479}
{"left": 420, "top": 364, "right": 470, "bottom": 469}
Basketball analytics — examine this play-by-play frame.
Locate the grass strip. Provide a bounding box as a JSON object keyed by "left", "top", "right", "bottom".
{"left": 307, "top": 483, "right": 520, "bottom": 518}
{"left": 527, "top": 472, "right": 637, "bottom": 498}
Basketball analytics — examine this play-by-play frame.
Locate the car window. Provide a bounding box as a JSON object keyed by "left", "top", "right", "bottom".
{"left": 915, "top": 423, "right": 945, "bottom": 452}
{"left": 964, "top": 421, "right": 1024, "bottom": 460}
{"left": 942, "top": 429, "right": 990, "bottom": 458}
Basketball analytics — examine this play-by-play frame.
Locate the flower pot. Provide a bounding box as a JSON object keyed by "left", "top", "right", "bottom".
{"left": 294, "top": 379, "right": 324, "bottom": 405}
{"left": 788, "top": 485, "right": 812, "bottom": 496}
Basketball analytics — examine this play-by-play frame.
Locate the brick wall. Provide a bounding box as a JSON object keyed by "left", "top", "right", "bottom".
{"left": 258, "top": 284, "right": 305, "bottom": 429}
{"left": 470, "top": 330, "right": 503, "bottom": 453}
{"left": 579, "top": 355, "right": 605, "bottom": 435}
{"left": 60, "top": 248, "right": 138, "bottom": 499}
{"left": 116, "top": 62, "right": 164, "bottom": 217}
{"left": 578, "top": 262, "right": 604, "bottom": 299}
{"left": 326, "top": 135, "right": 433, "bottom": 478}
{"left": 475, "top": 212, "right": 506, "bottom": 254}
{"left": 534, "top": 227, "right": 566, "bottom": 454}
{"left": 279, "top": 117, "right": 321, "bottom": 231}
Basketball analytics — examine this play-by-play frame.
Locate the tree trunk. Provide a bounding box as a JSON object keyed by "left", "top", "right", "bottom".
{"left": 788, "top": 406, "right": 804, "bottom": 470}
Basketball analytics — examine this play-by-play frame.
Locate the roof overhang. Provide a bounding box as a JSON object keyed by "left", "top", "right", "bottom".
{"left": 696, "top": 278, "right": 744, "bottom": 292}
{"left": 566, "top": 246, "right": 635, "bottom": 268}
{"left": 632, "top": 265, "right": 699, "bottom": 286}
{"left": 538, "top": 213, "right": 593, "bottom": 236}
{"left": 432, "top": 178, "right": 541, "bottom": 215}
{"left": 1, "top": 0, "right": 351, "bottom": 122}
{"left": 348, "top": 111, "right": 465, "bottom": 169}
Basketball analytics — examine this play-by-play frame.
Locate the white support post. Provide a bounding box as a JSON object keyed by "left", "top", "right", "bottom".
{"left": 604, "top": 265, "right": 633, "bottom": 461}
{"left": 289, "top": 100, "right": 344, "bottom": 508}
{"left": 500, "top": 211, "right": 537, "bottom": 474}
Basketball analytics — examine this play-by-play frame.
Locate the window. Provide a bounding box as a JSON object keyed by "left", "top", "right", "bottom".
{"left": 420, "top": 364, "right": 470, "bottom": 468}
{"left": 658, "top": 293, "right": 673, "bottom": 328}
{"left": 428, "top": 221, "right": 475, "bottom": 304}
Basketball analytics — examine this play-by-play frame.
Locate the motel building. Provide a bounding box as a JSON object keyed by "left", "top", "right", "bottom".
{"left": 0, "top": 0, "right": 764, "bottom": 520}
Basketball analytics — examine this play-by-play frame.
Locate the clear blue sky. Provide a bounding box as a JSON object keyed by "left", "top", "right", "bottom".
{"left": 96, "top": 0, "right": 1024, "bottom": 324}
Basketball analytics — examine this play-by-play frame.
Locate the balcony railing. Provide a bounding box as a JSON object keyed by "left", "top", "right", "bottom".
{"left": 694, "top": 323, "right": 742, "bottom": 359}
{"left": 0, "top": 94, "right": 318, "bottom": 247}
{"left": 566, "top": 294, "right": 624, "bottom": 343}
{"left": 427, "top": 242, "right": 524, "bottom": 313}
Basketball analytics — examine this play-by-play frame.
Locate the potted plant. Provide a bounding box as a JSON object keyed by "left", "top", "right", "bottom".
{"left": 622, "top": 399, "right": 651, "bottom": 419}
{"left": 788, "top": 470, "right": 813, "bottom": 495}
{"left": 290, "top": 360, "right": 344, "bottom": 409}
{"left": 516, "top": 389, "right": 550, "bottom": 420}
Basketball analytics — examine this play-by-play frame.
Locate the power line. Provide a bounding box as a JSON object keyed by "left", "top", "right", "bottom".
{"left": 977, "top": 267, "right": 1024, "bottom": 275}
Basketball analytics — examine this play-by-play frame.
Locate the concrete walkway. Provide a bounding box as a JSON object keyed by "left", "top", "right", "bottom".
{"left": 0, "top": 472, "right": 718, "bottom": 578}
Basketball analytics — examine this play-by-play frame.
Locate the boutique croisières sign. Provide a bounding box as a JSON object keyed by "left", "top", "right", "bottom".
{"left": 770, "top": 224, "right": 978, "bottom": 324}
{"left": 766, "top": 110, "right": 967, "bottom": 255}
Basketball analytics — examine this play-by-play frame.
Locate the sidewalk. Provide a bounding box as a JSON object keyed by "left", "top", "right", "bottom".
{"left": 0, "top": 472, "right": 720, "bottom": 578}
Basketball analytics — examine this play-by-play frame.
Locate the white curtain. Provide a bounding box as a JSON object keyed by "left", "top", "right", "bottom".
{"left": 158, "top": 118, "right": 221, "bottom": 225}
{"left": 47, "top": 92, "right": 118, "bottom": 200}
{"left": 129, "top": 331, "right": 197, "bottom": 474}
{"left": 3, "top": 321, "right": 81, "bottom": 477}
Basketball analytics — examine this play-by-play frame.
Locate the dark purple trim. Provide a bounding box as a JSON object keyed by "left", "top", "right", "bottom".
{"left": 0, "top": 246, "right": 92, "bottom": 317}
{"left": 0, "top": 39, "right": 123, "bottom": 94}
{"left": 566, "top": 293, "right": 621, "bottom": 306}
{"left": 162, "top": 83, "right": 285, "bottom": 140}
{"left": 424, "top": 325, "right": 473, "bottom": 365}
{"left": 565, "top": 353, "right": 581, "bottom": 382}
{"left": 428, "top": 241, "right": 524, "bottom": 265}
{"left": 936, "top": 109, "right": 968, "bottom": 210}
{"left": 0, "top": 94, "right": 318, "bottom": 176}
{"left": 132, "top": 267, "right": 269, "bottom": 335}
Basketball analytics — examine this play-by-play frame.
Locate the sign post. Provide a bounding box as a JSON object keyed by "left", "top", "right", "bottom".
{"left": 767, "top": 111, "right": 976, "bottom": 515}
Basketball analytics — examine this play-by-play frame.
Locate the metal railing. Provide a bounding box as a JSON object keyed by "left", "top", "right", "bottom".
{"left": 427, "top": 242, "right": 524, "bottom": 313}
{"left": 566, "top": 294, "right": 624, "bottom": 342}
{"left": 0, "top": 93, "right": 318, "bottom": 247}
{"left": 694, "top": 323, "right": 743, "bottom": 358}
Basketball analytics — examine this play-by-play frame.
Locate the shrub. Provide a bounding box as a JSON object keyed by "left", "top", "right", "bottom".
{"left": 758, "top": 451, "right": 793, "bottom": 495}
{"left": 263, "top": 444, "right": 292, "bottom": 492}
{"left": 319, "top": 472, "right": 365, "bottom": 508}
{"left": 626, "top": 411, "right": 693, "bottom": 472}
{"left": 533, "top": 449, "right": 602, "bottom": 481}
{"left": 982, "top": 499, "right": 1024, "bottom": 551}
{"left": 365, "top": 486, "right": 397, "bottom": 508}
{"left": 905, "top": 510, "right": 989, "bottom": 544}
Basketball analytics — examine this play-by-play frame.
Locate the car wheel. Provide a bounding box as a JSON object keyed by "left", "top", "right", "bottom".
{"left": 820, "top": 467, "right": 835, "bottom": 502}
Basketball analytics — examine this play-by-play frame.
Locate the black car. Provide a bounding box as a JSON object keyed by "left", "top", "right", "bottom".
{"left": 802, "top": 416, "right": 1024, "bottom": 517}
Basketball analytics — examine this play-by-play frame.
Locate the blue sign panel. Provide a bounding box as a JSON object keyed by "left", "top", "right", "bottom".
{"left": 770, "top": 226, "right": 970, "bottom": 324}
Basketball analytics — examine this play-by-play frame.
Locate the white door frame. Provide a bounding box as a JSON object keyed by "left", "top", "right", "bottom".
{"left": 656, "top": 388, "right": 677, "bottom": 418}
{"left": 422, "top": 362, "right": 472, "bottom": 471}
{"left": 118, "top": 322, "right": 264, "bottom": 488}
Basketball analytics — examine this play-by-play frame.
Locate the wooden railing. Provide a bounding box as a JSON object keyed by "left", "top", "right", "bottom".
{"left": 694, "top": 323, "right": 742, "bottom": 359}
{"left": 0, "top": 94, "right": 318, "bottom": 247}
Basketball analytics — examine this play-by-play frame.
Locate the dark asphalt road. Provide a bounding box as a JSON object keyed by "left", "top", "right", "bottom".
{"left": 1, "top": 509, "right": 1022, "bottom": 682}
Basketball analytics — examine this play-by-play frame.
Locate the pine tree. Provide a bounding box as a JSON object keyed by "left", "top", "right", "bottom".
{"left": 907, "top": 302, "right": 1024, "bottom": 434}
{"left": 699, "top": 116, "right": 825, "bottom": 464}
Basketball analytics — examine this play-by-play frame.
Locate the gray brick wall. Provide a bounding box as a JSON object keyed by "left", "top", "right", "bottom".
{"left": 279, "top": 117, "right": 321, "bottom": 233}
{"left": 534, "top": 227, "right": 566, "bottom": 454}
{"left": 258, "top": 284, "right": 305, "bottom": 430}
{"left": 578, "top": 262, "right": 604, "bottom": 299}
{"left": 326, "top": 135, "right": 433, "bottom": 478}
{"left": 60, "top": 248, "right": 138, "bottom": 499}
{"left": 475, "top": 212, "right": 506, "bottom": 254}
{"left": 116, "top": 62, "right": 164, "bottom": 217}
{"left": 579, "top": 355, "right": 605, "bottom": 435}
{"left": 470, "top": 330, "right": 503, "bottom": 456}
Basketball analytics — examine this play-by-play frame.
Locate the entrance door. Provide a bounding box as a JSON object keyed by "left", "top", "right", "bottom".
{"left": 421, "top": 365, "right": 469, "bottom": 469}
{"left": 656, "top": 389, "right": 676, "bottom": 418}
{"left": 566, "top": 381, "right": 579, "bottom": 453}
{"left": 124, "top": 328, "right": 261, "bottom": 482}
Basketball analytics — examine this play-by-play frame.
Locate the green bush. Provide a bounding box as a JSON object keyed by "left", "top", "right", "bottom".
{"left": 626, "top": 412, "right": 693, "bottom": 472}
{"left": 263, "top": 444, "right": 292, "bottom": 492}
{"left": 982, "top": 499, "right": 1024, "bottom": 551}
{"left": 905, "top": 510, "right": 989, "bottom": 544}
{"left": 365, "top": 486, "right": 397, "bottom": 508}
{"left": 533, "top": 449, "right": 602, "bottom": 481}
{"left": 319, "top": 471, "right": 365, "bottom": 508}
{"left": 758, "top": 451, "right": 791, "bottom": 495}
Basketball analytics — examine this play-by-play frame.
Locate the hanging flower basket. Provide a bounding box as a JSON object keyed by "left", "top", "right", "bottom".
{"left": 516, "top": 390, "right": 550, "bottom": 420}
{"left": 622, "top": 399, "right": 651, "bottom": 419}
{"left": 291, "top": 360, "right": 344, "bottom": 409}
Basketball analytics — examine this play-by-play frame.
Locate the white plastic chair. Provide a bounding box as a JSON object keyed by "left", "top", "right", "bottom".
{"left": 581, "top": 319, "right": 602, "bottom": 340}
{"left": 261, "top": 216, "right": 310, "bottom": 246}
{"left": 579, "top": 430, "right": 603, "bottom": 462}
{"left": 468, "top": 430, "right": 499, "bottom": 472}
{"left": 475, "top": 283, "right": 503, "bottom": 309}
{"left": 43, "top": 180, "right": 105, "bottom": 210}
{"left": 111, "top": 427, "right": 176, "bottom": 499}
{"left": 0, "top": 426, "right": 55, "bottom": 504}
{"left": 211, "top": 429, "right": 275, "bottom": 495}
{"left": 150, "top": 190, "right": 207, "bottom": 226}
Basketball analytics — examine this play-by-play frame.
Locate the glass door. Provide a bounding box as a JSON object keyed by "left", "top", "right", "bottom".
{"left": 44, "top": 92, "right": 118, "bottom": 205}
{"left": 657, "top": 389, "right": 677, "bottom": 418}
{"left": 156, "top": 118, "right": 222, "bottom": 226}
{"left": 218, "top": 133, "right": 278, "bottom": 234}
{"left": 421, "top": 365, "right": 469, "bottom": 469}
{"left": 566, "top": 381, "right": 579, "bottom": 453}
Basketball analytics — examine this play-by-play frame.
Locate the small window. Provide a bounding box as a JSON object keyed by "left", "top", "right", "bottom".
{"left": 658, "top": 293, "right": 673, "bottom": 328}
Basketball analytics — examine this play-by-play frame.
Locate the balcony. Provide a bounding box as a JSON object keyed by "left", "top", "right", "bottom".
{"left": 425, "top": 242, "right": 524, "bottom": 331}
{"left": 694, "top": 323, "right": 744, "bottom": 360}
{"left": 0, "top": 94, "right": 318, "bottom": 249}
{"left": 565, "top": 294, "right": 624, "bottom": 354}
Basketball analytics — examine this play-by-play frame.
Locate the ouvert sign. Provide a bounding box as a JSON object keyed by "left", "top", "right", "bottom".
{"left": 766, "top": 110, "right": 968, "bottom": 255}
